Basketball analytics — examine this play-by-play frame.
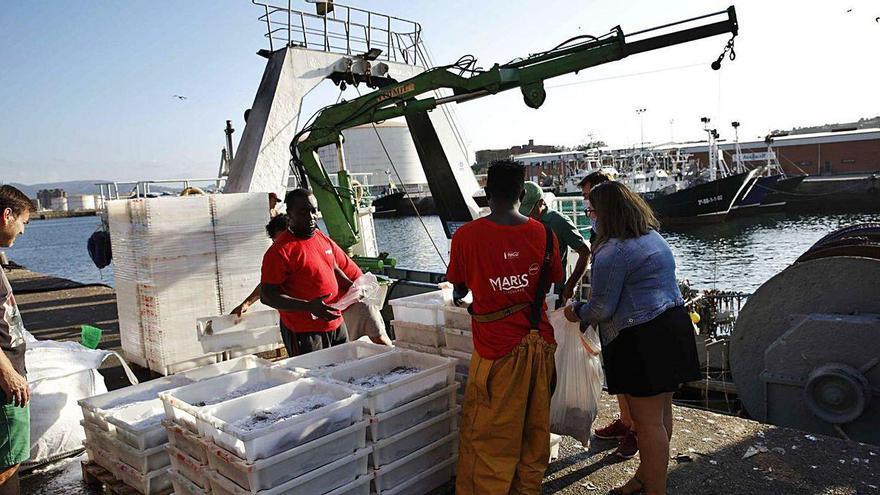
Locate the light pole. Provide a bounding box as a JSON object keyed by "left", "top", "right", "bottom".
{"left": 636, "top": 108, "right": 647, "bottom": 150}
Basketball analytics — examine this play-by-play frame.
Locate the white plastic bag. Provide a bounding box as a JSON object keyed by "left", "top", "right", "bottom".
{"left": 548, "top": 306, "right": 604, "bottom": 447}
{"left": 330, "top": 272, "right": 383, "bottom": 310}
{"left": 22, "top": 330, "right": 137, "bottom": 468}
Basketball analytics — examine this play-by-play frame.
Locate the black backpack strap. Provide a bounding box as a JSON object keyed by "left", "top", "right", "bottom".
{"left": 529, "top": 223, "right": 554, "bottom": 331}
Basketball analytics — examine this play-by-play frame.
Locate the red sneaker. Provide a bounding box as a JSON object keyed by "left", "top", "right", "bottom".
{"left": 614, "top": 431, "right": 639, "bottom": 459}
{"left": 594, "top": 418, "right": 631, "bottom": 440}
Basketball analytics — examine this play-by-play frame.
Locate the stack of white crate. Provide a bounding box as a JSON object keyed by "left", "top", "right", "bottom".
{"left": 78, "top": 356, "right": 270, "bottom": 494}
{"left": 388, "top": 290, "right": 449, "bottom": 355}
{"left": 308, "top": 347, "right": 459, "bottom": 495}
{"left": 108, "top": 193, "right": 274, "bottom": 375}
{"left": 276, "top": 342, "right": 460, "bottom": 494}
{"left": 79, "top": 375, "right": 194, "bottom": 494}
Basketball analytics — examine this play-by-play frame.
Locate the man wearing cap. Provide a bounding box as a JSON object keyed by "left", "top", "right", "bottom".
{"left": 520, "top": 181, "right": 590, "bottom": 305}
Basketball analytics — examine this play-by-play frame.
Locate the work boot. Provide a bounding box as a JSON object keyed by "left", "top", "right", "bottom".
{"left": 614, "top": 431, "right": 639, "bottom": 459}
{"left": 594, "top": 418, "right": 631, "bottom": 440}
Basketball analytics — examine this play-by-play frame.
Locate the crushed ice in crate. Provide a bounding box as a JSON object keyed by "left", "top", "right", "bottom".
{"left": 113, "top": 403, "right": 165, "bottom": 429}
{"left": 311, "top": 359, "right": 352, "bottom": 371}
{"left": 193, "top": 382, "right": 278, "bottom": 407}
{"left": 347, "top": 366, "right": 421, "bottom": 389}
{"left": 232, "top": 394, "right": 336, "bottom": 432}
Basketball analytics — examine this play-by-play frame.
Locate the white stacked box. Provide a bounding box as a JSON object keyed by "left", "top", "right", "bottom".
{"left": 273, "top": 340, "right": 395, "bottom": 376}
{"left": 314, "top": 348, "right": 459, "bottom": 493}
{"left": 189, "top": 377, "right": 368, "bottom": 494}
{"left": 108, "top": 193, "right": 274, "bottom": 375}
{"left": 372, "top": 433, "right": 458, "bottom": 492}
{"left": 389, "top": 290, "right": 449, "bottom": 351}
{"left": 205, "top": 420, "right": 368, "bottom": 492}
{"left": 195, "top": 378, "right": 365, "bottom": 462}
{"left": 196, "top": 310, "right": 282, "bottom": 354}
{"left": 159, "top": 367, "right": 300, "bottom": 434}
{"left": 205, "top": 447, "right": 372, "bottom": 495}
{"left": 78, "top": 356, "right": 268, "bottom": 492}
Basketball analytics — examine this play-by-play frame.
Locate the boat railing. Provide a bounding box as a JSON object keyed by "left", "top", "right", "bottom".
{"left": 95, "top": 178, "right": 227, "bottom": 206}
{"left": 251, "top": 0, "right": 425, "bottom": 66}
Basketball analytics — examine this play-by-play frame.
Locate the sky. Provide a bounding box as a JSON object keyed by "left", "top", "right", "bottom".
{"left": 1, "top": 0, "right": 878, "bottom": 185}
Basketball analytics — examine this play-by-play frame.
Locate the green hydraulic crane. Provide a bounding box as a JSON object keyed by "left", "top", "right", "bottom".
{"left": 292, "top": 6, "right": 740, "bottom": 270}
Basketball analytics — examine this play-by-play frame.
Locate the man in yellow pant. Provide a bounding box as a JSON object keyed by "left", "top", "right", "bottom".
{"left": 447, "top": 161, "right": 563, "bottom": 494}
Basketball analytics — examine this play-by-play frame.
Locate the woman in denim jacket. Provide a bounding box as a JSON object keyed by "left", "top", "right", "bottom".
{"left": 565, "top": 181, "right": 700, "bottom": 495}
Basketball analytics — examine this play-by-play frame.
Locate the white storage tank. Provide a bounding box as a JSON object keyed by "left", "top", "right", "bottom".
{"left": 50, "top": 196, "right": 69, "bottom": 211}
{"left": 317, "top": 119, "right": 426, "bottom": 186}
{"left": 68, "top": 194, "right": 96, "bottom": 211}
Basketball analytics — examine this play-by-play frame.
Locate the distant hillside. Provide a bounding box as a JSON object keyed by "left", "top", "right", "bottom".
{"left": 4, "top": 180, "right": 182, "bottom": 198}
{"left": 5, "top": 180, "right": 108, "bottom": 197}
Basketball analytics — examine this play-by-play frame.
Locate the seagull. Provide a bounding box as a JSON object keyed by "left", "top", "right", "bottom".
{"left": 172, "top": 94, "right": 188, "bottom": 100}
{"left": 846, "top": 8, "right": 852, "bottom": 13}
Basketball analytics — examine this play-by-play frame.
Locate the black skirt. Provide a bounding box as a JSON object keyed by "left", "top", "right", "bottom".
{"left": 602, "top": 305, "right": 701, "bottom": 397}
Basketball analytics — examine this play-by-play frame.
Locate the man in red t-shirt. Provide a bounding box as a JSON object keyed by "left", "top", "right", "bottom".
{"left": 261, "top": 189, "right": 361, "bottom": 355}
{"left": 447, "top": 161, "right": 563, "bottom": 495}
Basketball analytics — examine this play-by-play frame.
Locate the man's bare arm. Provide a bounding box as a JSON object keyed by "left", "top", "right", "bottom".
{"left": 261, "top": 283, "right": 340, "bottom": 321}
{"left": 562, "top": 244, "right": 591, "bottom": 304}
{"left": 0, "top": 351, "right": 28, "bottom": 408}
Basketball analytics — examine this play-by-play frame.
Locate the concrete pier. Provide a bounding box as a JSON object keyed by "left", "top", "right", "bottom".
{"left": 7, "top": 266, "right": 878, "bottom": 494}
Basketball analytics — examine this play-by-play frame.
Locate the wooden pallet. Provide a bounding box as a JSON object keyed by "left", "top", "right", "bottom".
{"left": 80, "top": 461, "right": 172, "bottom": 495}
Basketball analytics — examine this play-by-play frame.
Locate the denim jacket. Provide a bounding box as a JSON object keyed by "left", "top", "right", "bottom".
{"left": 575, "top": 229, "right": 684, "bottom": 345}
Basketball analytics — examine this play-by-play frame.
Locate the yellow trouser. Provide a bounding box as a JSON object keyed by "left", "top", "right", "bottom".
{"left": 456, "top": 330, "right": 556, "bottom": 495}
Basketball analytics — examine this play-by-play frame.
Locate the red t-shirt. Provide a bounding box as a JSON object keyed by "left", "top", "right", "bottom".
{"left": 446, "top": 217, "right": 563, "bottom": 360}
{"left": 261, "top": 229, "right": 363, "bottom": 333}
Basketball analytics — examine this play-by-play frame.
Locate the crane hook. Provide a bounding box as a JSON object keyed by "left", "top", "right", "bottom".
{"left": 711, "top": 36, "right": 737, "bottom": 71}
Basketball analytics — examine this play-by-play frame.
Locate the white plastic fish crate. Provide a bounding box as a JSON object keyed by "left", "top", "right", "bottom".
{"left": 205, "top": 447, "right": 371, "bottom": 495}
{"left": 319, "top": 349, "right": 456, "bottom": 415}
{"left": 83, "top": 440, "right": 118, "bottom": 477}
{"left": 392, "top": 340, "right": 443, "bottom": 355}
{"left": 367, "top": 384, "right": 457, "bottom": 441}
{"left": 113, "top": 460, "right": 172, "bottom": 495}
{"left": 442, "top": 327, "right": 474, "bottom": 353}
{"left": 166, "top": 444, "right": 210, "bottom": 489}
{"left": 178, "top": 354, "right": 270, "bottom": 381}
{"left": 440, "top": 347, "right": 472, "bottom": 374}
{"left": 196, "top": 310, "right": 282, "bottom": 353}
{"left": 224, "top": 341, "right": 285, "bottom": 359}
{"left": 274, "top": 340, "right": 395, "bottom": 375}
{"left": 163, "top": 420, "right": 210, "bottom": 464}
{"left": 196, "top": 377, "right": 365, "bottom": 462}
{"left": 206, "top": 419, "right": 368, "bottom": 492}
{"left": 90, "top": 421, "right": 169, "bottom": 473}
{"left": 160, "top": 367, "right": 300, "bottom": 434}
{"left": 104, "top": 398, "right": 168, "bottom": 450}
{"left": 79, "top": 375, "right": 194, "bottom": 434}
{"left": 391, "top": 320, "right": 445, "bottom": 348}
{"left": 373, "top": 432, "right": 458, "bottom": 492}
{"left": 81, "top": 420, "right": 116, "bottom": 455}
{"left": 325, "top": 473, "right": 372, "bottom": 495}
{"left": 388, "top": 290, "right": 449, "bottom": 326}
{"left": 375, "top": 454, "right": 457, "bottom": 495}
{"left": 169, "top": 468, "right": 209, "bottom": 495}
{"left": 442, "top": 303, "right": 471, "bottom": 331}
{"left": 370, "top": 407, "right": 459, "bottom": 468}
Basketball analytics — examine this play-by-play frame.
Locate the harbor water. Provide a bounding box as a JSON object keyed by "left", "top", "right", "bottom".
{"left": 5, "top": 213, "right": 877, "bottom": 294}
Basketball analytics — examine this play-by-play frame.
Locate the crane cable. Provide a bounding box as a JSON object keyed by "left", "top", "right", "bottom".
{"left": 353, "top": 87, "right": 449, "bottom": 268}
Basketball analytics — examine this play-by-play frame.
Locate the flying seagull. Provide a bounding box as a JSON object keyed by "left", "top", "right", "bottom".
{"left": 172, "top": 94, "right": 188, "bottom": 100}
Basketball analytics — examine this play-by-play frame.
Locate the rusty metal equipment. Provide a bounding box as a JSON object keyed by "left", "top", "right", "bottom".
{"left": 730, "top": 224, "right": 880, "bottom": 445}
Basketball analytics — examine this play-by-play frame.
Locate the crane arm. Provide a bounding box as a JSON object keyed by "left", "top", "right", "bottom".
{"left": 295, "top": 6, "right": 739, "bottom": 253}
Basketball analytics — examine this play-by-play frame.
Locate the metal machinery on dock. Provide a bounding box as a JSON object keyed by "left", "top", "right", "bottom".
{"left": 730, "top": 224, "right": 880, "bottom": 445}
